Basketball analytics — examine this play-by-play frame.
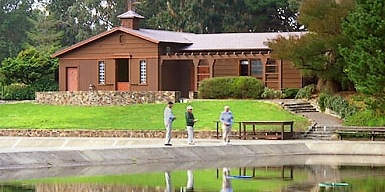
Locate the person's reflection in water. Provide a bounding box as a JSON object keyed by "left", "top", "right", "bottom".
{"left": 186, "top": 169, "right": 194, "bottom": 192}
{"left": 220, "top": 167, "right": 233, "bottom": 192}
{"left": 165, "top": 171, "right": 172, "bottom": 192}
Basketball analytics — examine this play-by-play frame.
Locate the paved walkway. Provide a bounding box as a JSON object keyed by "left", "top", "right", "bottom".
{"left": 1, "top": 137, "right": 385, "bottom": 170}
{"left": 300, "top": 111, "right": 343, "bottom": 127}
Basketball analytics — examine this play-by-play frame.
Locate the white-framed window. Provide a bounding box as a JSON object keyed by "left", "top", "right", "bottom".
{"left": 140, "top": 60, "right": 147, "bottom": 84}
{"left": 98, "top": 61, "right": 105, "bottom": 84}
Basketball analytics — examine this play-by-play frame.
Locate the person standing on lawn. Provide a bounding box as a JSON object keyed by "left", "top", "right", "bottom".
{"left": 185, "top": 105, "right": 198, "bottom": 145}
{"left": 164, "top": 101, "right": 176, "bottom": 146}
{"left": 219, "top": 106, "right": 233, "bottom": 145}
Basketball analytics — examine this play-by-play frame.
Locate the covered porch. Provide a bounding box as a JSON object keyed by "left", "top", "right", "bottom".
{"left": 160, "top": 51, "right": 287, "bottom": 97}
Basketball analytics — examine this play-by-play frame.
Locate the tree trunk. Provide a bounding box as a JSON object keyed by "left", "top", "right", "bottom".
{"left": 316, "top": 77, "right": 340, "bottom": 93}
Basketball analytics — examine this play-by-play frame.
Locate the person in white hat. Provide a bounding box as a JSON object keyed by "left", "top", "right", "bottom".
{"left": 219, "top": 106, "right": 234, "bottom": 145}
{"left": 185, "top": 105, "right": 198, "bottom": 145}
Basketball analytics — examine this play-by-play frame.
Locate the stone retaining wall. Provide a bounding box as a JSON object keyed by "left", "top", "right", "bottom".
{"left": 35, "top": 91, "right": 181, "bottom": 106}
{"left": 0, "top": 129, "right": 222, "bottom": 139}
{"left": 0, "top": 129, "right": 303, "bottom": 139}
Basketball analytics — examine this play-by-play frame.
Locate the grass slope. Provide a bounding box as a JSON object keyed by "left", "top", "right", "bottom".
{"left": 0, "top": 100, "right": 310, "bottom": 131}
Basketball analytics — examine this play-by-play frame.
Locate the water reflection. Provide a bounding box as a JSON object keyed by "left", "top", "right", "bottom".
{"left": 186, "top": 169, "right": 194, "bottom": 192}
{"left": 164, "top": 171, "right": 172, "bottom": 192}
{"left": 1, "top": 155, "right": 385, "bottom": 191}
{"left": 220, "top": 167, "right": 233, "bottom": 192}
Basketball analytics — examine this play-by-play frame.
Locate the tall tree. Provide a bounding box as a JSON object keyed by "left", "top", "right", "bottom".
{"left": 137, "top": 0, "right": 302, "bottom": 34}
{"left": 46, "top": 0, "right": 127, "bottom": 47}
{"left": 26, "top": 9, "right": 63, "bottom": 53}
{"left": 267, "top": 0, "right": 355, "bottom": 92}
{"left": 0, "top": 0, "right": 34, "bottom": 62}
{"left": 245, "top": 0, "right": 302, "bottom": 32}
{"left": 339, "top": 0, "right": 385, "bottom": 114}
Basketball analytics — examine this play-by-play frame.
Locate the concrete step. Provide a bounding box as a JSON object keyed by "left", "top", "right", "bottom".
{"left": 283, "top": 102, "right": 311, "bottom": 106}
{"left": 282, "top": 102, "right": 318, "bottom": 113}
{"left": 292, "top": 109, "right": 318, "bottom": 113}
{"left": 303, "top": 133, "right": 332, "bottom": 140}
{"left": 285, "top": 104, "right": 313, "bottom": 108}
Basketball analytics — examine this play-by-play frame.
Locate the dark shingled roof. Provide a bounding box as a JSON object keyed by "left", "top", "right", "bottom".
{"left": 52, "top": 26, "right": 306, "bottom": 58}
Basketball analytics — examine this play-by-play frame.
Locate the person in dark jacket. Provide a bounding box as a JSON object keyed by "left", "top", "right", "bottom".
{"left": 185, "top": 105, "right": 198, "bottom": 145}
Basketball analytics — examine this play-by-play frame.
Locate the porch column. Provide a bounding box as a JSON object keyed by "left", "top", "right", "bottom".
{"left": 260, "top": 57, "right": 268, "bottom": 86}
{"left": 207, "top": 58, "right": 215, "bottom": 77}
{"left": 193, "top": 59, "right": 199, "bottom": 91}
{"left": 277, "top": 59, "right": 282, "bottom": 90}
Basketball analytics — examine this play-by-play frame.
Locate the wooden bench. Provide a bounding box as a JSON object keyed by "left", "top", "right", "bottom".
{"left": 214, "top": 120, "right": 294, "bottom": 140}
{"left": 336, "top": 127, "right": 385, "bottom": 141}
{"left": 214, "top": 121, "right": 242, "bottom": 139}
{"left": 241, "top": 121, "right": 294, "bottom": 140}
{"left": 216, "top": 166, "right": 293, "bottom": 180}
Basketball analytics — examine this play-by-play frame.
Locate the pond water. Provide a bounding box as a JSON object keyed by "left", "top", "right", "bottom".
{"left": 1, "top": 155, "right": 385, "bottom": 192}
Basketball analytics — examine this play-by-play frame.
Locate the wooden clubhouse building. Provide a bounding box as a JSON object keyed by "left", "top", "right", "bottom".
{"left": 52, "top": 10, "right": 306, "bottom": 98}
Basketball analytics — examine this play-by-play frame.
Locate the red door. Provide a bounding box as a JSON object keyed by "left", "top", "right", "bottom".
{"left": 66, "top": 67, "right": 78, "bottom": 91}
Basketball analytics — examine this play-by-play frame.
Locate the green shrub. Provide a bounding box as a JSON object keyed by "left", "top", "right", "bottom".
{"left": 0, "top": 83, "right": 4, "bottom": 99}
{"left": 295, "top": 84, "right": 316, "bottom": 99}
{"left": 2, "top": 79, "right": 58, "bottom": 100}
{"left": 198, "top": 76, "right": 264, "bottom": 99}
{"left": 3, "top": 83, "right": 35, "bottom": 100}
{"left": 282, "top": 88, "right": 299, "bottom": 99}
{"left": 31, "top": 78, "right": 59, "bottom": 92}
{"left": 261, "top": 87, "right": 282, "bottom": 99}
{"left": 319, "top": 94, "right": 358, "bottom": 119}
{"left": 344, "top": 107, "right": 385, "bottom": 126}
{"left": 317, "top": 92, "right": 330, "bottom": 112}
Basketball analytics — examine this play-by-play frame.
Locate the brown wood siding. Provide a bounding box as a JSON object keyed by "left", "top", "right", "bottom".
{"left": 129, "top": 58, "right": 159, "bottom": 91}
{"left": 59, "top": 32, "right": 158, "bottom": 59}
{"left": 213, "top": 59, "right": 238, "bottom": 77}
{"left": 281, "top": 60, "right": 302, "bottom": 89}
{"left": 58, "top": 59, "right": 69, "bottom": 91}
{"left": 78, "top": 60, "right": 98, "bottom": 91}
{"left": 59, "top": 59, "right": 116, "bottom": 91}
{"left": 58, "top": 31, "right": 160, "bottom": 91}
{"left": 130, "top": 58, "right": 140, "bottom": 85}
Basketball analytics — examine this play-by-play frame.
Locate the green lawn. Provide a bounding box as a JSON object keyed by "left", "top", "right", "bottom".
{"left": 0, "top": 100, "right": 310, "bottom": 131}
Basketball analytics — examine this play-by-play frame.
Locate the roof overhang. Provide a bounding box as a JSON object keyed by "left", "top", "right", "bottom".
{"left": 51, "top": 27, "right": 161, "bottom": 58}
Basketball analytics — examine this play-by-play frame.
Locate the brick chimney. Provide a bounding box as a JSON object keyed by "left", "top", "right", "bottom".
{"left": 118, "top": 11, "right": 144, "bottom": 30}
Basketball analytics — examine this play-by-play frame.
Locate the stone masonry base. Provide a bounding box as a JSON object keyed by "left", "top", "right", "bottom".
{"left": 0, "top": 129, "right": 226, "bottom": 139}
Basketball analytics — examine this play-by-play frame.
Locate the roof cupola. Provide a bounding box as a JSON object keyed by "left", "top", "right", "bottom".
{"left": 118, "top": 0, "right": 144, "bottom": 30}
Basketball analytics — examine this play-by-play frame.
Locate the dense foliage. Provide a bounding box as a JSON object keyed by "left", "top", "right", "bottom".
{"left": 339, "top": 0, "right": 385, "bottom": 115}
{"left": 282, "top": 88, "right": 299, "bottom": 99}
{"left": 0, "top": 0, "right": 34, "bottom": 62}
{"left": 137, "top": 0, "right": 302, "bottom": 34}
{"left": 0, "top": 48, "right": 58, "bottom": 99}
{"left": 198, "top": 76, "right": 264, "bottom": 99}
{"left": 267, "top": 0, "right": 355, "bottom": 93}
